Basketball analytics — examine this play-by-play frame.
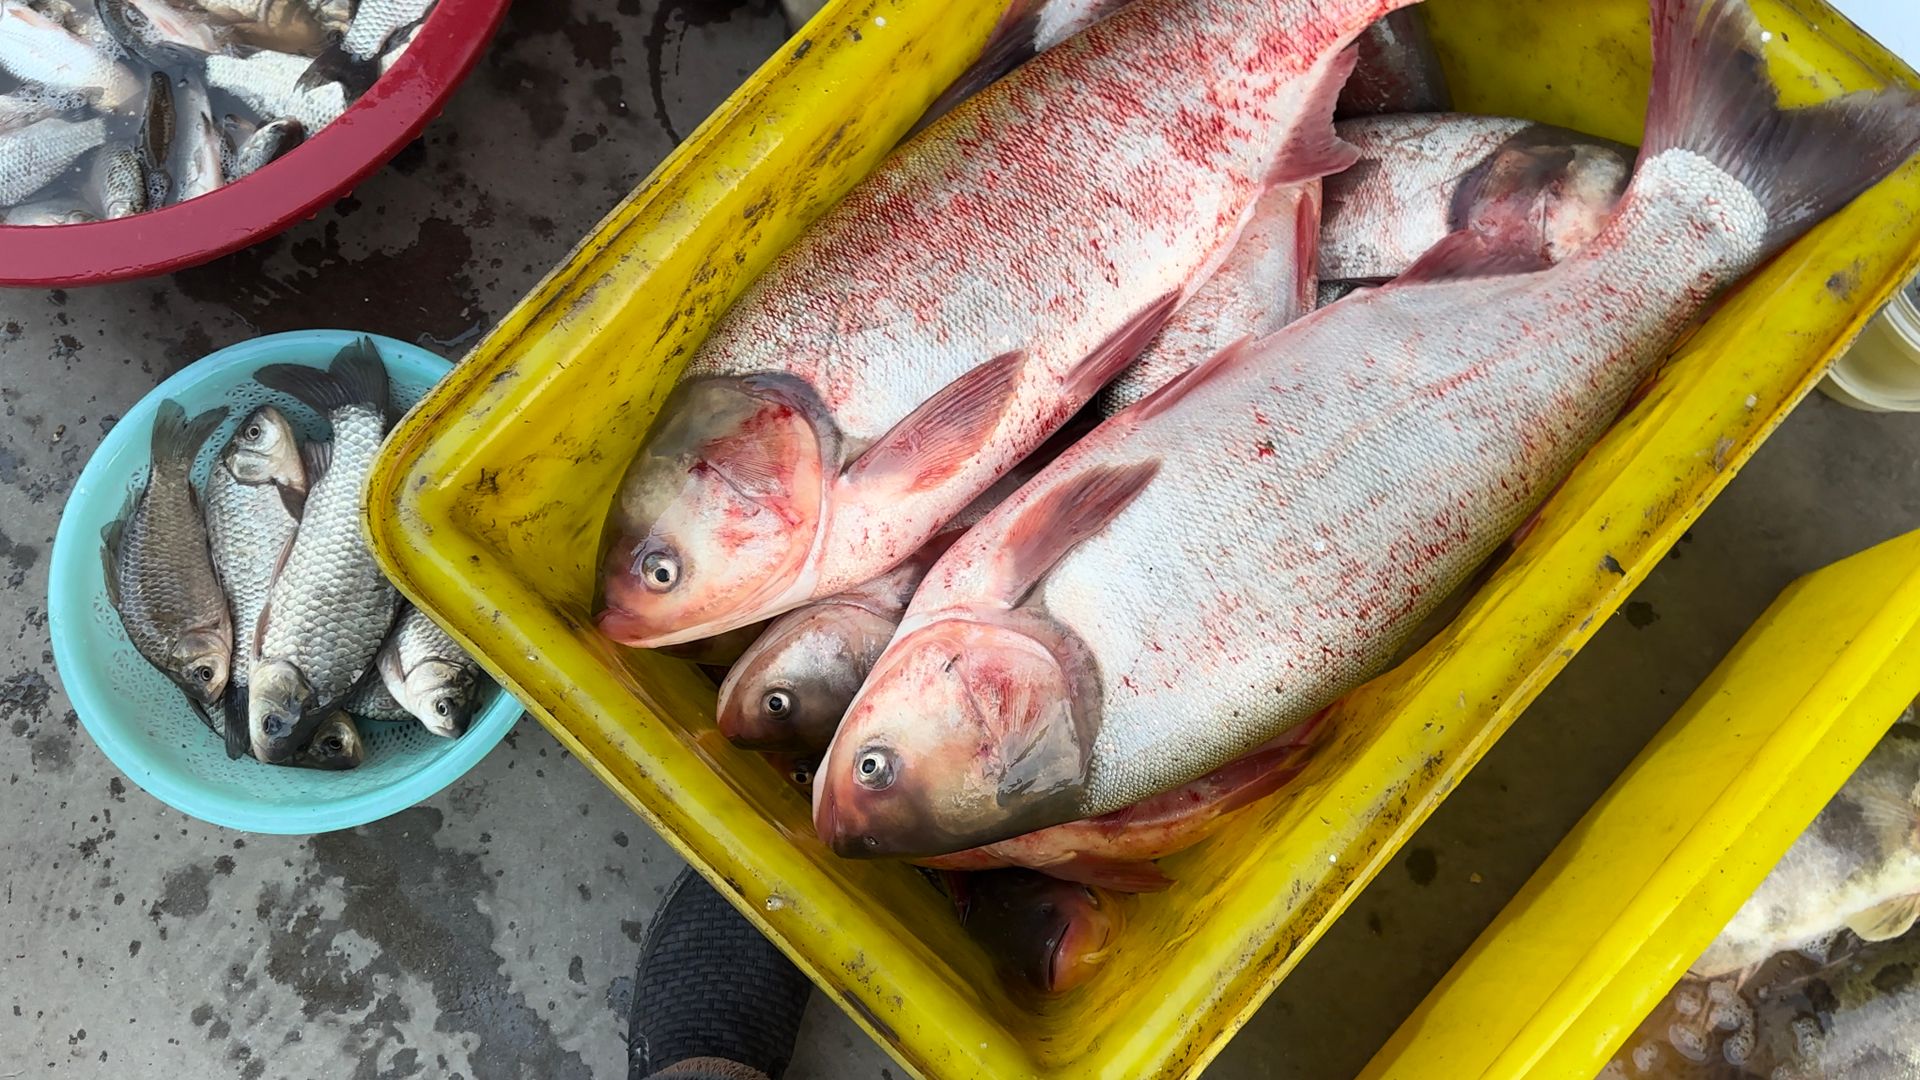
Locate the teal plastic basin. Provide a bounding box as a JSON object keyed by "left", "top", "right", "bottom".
{"left": 48, "top": 330, "right": 522, "bottom": 834}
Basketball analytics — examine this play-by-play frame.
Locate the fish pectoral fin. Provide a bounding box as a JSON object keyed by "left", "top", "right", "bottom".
{"left": 300, "top": 439, "right": 332, "bottom": 486}
{"left": 276, "top": 482, "right": 306, "bottom": 521}
{"left": 1044, "top": 855, "right": 1172, "bottom": 894}
{"left": 987, "top": 461, "right": 1160, "bottom": 608}
{"left": 1844, "top": 894, "right": 1920, "bottom": 943}
{"left": 1394, "top": 227, "right": 1554, "bottom": 286}
{"left": 1126, "top": 335, "right": 1254, "bottom": 425}
{"left": 1266, "top": 44, "right": 1361, "bottom": 186}
{"left": 846, "top": 349, "right": 1026, "bottom": 491}
{"left": 1062, "top": 291, "right": 1182, "bottom": 403}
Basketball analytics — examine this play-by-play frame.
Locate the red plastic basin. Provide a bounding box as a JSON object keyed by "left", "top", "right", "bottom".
{"left": 0, "top": 0, "right": 510, "bottom": 287}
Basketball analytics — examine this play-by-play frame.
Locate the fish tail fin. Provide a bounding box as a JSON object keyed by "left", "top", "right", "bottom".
{"left": 1643, "top": 0, "right": 1920, "bottom": 259}
{"left": 256, "top": 338, "right": 389, "bottom": 417}
{"left": 149, "top": 399, "right": 229, "bottom": 474}
{"left": 295, "top": 38, "right": 379, "bottom": 98}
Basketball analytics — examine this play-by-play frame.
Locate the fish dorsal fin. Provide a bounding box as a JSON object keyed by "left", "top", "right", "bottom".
{"left": 1267, "top": 45, "right": 1361, "bottom": 185}
{"left": 1395, "top": 228, "right": 1554, "bottom": 286}
{"left": 150, "top": 400, "right": 230, "bottom": 474}
{"left": 1844, "top": 893, "right": 1920, "bottom": 943}
{"left": 987, "top": 461, "right": 1159, "bottom": 608}
{"left": 847, "top": 349, "right": 1026, "bottom": 491}
{"left": 300, "top": 440, "right": 332, "bottom": 487}
{"left": 1043, "top": 854, "right": 1173, "bottom": 894}
{"left": 1061, "top": 291, "right": 1184, "bottom": 403}
{"left": 1126, "top": 336, "right": 1255, "bottom": 426}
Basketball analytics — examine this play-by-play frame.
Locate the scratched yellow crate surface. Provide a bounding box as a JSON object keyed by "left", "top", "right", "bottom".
{"left": 1364, "top": 527, "right": 1920, "bottom": 1080}
{"left": 363, "top": 1, "right": 1920, "bottom": 1077}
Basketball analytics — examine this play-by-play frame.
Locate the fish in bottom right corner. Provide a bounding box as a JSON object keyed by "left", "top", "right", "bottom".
{"left": 345, "top": 605, "right": 482, "bottom": 738}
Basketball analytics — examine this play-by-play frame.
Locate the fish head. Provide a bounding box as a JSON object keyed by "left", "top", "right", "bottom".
{"left": 247, "top": 658, "right": 314, "bottom": 762}
{"left": 814, "top": 614, "right": 1093, "bottom": 859}
{"left": 596, "top": 376, "right": 829, "bottom": 649}
{"left": 299, "top": 711, "right": 365, "bottom": 770}
{"left": 404, "top": 659, "right": 477, "bottom": 738}
{"left": 1541, "top": 142, "right": 1633, "bottom": 262}
{"left": 715, "top": 601, "right": 894, "bottom": 753}
{"left": 962, "top": 871, "right": 1120, "bottom": 995}
{"left": 169, "top": 627, "right": 230, "bottom": 706}
{"left": 224, "top": 405, "right": 304, "bottom": 488}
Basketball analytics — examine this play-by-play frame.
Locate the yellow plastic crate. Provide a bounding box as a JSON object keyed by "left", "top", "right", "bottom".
{"left": 362, "top": 2, "right": 1920, "bottom": 1077}
{"left": 1363, "top": 526, "right": 1920, "bottom": 1080}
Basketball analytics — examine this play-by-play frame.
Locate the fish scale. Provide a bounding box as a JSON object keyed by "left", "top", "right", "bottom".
{"left": 204, "top": 429, "right": 305, "bottom": 695}
{"left": 819, "top": 0, "right": 1920, "bottom": 854}
{"left": 254, "top": 359, "right": 399, "bottom": 718}
{"left": 0, "top": 116, "right": 104, "bottom": 204}
{"left": 603, "top": 0, "right": 1415, "bottom": 650}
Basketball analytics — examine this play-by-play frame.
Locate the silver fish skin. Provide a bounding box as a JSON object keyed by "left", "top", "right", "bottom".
{"left": 814, "top": 0, "right": 1920, "bottom": 856}
{"left": 342, "top": 673, "right": 411, "bottom": 723}
{"left": 1321, "top": 113, "right": 1634, "bottom": 284}
{"left": 95, "top": 0, "right": 208, "bottom": 66}
{"left": 206, "top": 50, "right": 346, "bottom": 133}
{"left": 1334, "top": 9, "right": 1450, "bottom": 117}
{"left": 0, "top": 115, "right": 105, "bottom": 204}
{"left": 340, "top": 0, "right": 427, "bottom": 60}
{"left": 2, "top": 196, "right": 94, "bottom": 223}
{"left": 597, "top": 0, "right": 1423, "bottom": 651}
{"left": 916, "top": 0, "right": 1136, "bottom": 127}
{"left": 205, "top": 406, "right": 307, "bottom": 697}
{"left": 1692, "top": 726, "right": 1920, "bottom": 980}
{"left": 101, "top": 401, "right": 233, "bottom": 709}
{"left": 1099, "top": 181, "right": 1320, "bottom": 414}
{"left": 125, "top": 0, "right": 223, "bottom": 51}
{"left": 169, "top": 75, "right": 223, "bottom": 202}
{"left": 376, "top": 18, "right": 415, "bottom": 75}
{"left": 227, "top": 116, "right": 301, "bottom": 179}
{"left": 0, "top": 4, "right": 140, "bottom": 107}
{"left": 248, "top": 340, "right": 400, "bottom": 762}
{"left": 371, "top": 605, "right": 480, "bottom": 738}
{"left": 91, "top": 143, "right": 147, "bottom": 218}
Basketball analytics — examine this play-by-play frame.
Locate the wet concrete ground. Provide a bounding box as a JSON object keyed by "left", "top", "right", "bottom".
{"left": 3, "top": 1, "right": 1918, "bottom": 1077}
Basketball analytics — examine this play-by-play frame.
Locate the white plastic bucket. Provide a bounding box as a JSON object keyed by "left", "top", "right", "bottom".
{"left": 1821, "top": 279, "right": 1920, "bottom": 412}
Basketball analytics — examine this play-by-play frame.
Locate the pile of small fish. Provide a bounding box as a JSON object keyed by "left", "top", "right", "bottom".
{"left": 1602, "top": 716, "right": 1920, "bottom": 1078}
{"left": 0, "top": 0, "right": 431, "bottom": 225}
{"left": 590, "top": 0, "right": 1920, "bottom": 994}
{"left": 103, "top": 338, "right": 481, "bottom": 771}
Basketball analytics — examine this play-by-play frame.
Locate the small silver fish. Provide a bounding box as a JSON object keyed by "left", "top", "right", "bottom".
{"left": 2, "top": 197, "right": 95, "bottom": 224}
{"left": 290, "top": 709, "right": 365, "bottom": 770}
{"left": 338, "top": 0, "right": 426, "bottom": 59}
{"left": 248, "top": 340, "right": 399, "bottom": 762}
{"left": 95, "top": 0, "right": 205, "bottom": 66}
{"left": 368, "top": 605, "right": 481, "bottom": 738}
{"left": 227, "top": 116, "right": 301, "bottom": 179}
{"left": 1693, "top": 726, "right": 1920, "bottom": 980}
{"left": 169, "top": 75, "right": 223, "bottom": 202}
{"left": 0, "top": 115, "right": 105, "bottom": 205}
{"left": 90, "top": 143, "right": 147, "bottom": 219}
{"left": 101, "top": 400, "right": 233, "bottom": 708}
{"left": 126, "top": 0, "right": 222, "bottom": 51}
{"left": 206, "top": 406, "right": 310, "bottom": 758}
{"left": 0, "top": 4, "right": 140, "bottom": 108}
{"left": 207, "top": 49, "right": 346, "bottom": 133}
{"left": 0, "top": 90, "right": 64, "bottom": 134}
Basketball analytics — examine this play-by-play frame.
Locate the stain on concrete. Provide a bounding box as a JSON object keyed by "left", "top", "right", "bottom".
{"left": 30, "top": 730, "right": 71, "bottom": 771}
{"left": 1, "top": 669, "right": 52, "bottom": 734}
{"left": 1624, "top": 601, "right": 1660, "bottom": 629}
{"left": 153, "top": 863, "right": 215, "bottom": 922}
{"left": 1403, "top": 847, "right": 1438, "bottom": 886}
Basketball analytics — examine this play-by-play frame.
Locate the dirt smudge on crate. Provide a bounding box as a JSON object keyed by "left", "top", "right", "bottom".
{"left": 1624, "top": 600, "right": 1660, "bottom": 628}
{"left": 1403, "top": 847, "right": 1438, "bottom": 886}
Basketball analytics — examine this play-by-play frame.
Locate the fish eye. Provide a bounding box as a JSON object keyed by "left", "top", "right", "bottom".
{"left": 855, "top": 747, "right": 896, "bottom": 791}
{"left": 245, "top": 423, "right": 262, "bottom": 441}
{"left": 434, "top": 700, "right": 450, "bottom": 717}
{"left": 639, "top": 549, "right": 680, "bottom": 592}
{"left": 264, "top": 714, "right": 292, "bottom": 738}
{"left": 323, "top": 736, "right": 343, "bottom": 753}
{"left": 764, "top": 690, "right": 791, "bottom": 716}
{"left": 789, "top": 764, "right": 813, "bottom": 787}
{"left": 195, "top": 665, "right": 214, "bottom": 682}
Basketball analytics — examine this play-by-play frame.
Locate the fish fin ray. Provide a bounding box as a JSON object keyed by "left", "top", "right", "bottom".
{"left": 1125, "top": 336, "right": 1254, "bottom": 426}
{"left": 256, "top": 338, "right": 387, "bottom": 416}
{"left": 1267, "top": 45, "right": 1362, "bottom": 186}
{"left": 1844, "top": 894, "right": 1920, "bottom": 943}
{"left": 150, "top": 399, "right": 229, "bottom": 474}
{"left": 300, "top": 439, "right": 332, "bottom": 486}
{"left": 1395, "top": 228, "right": 1554, "bottom": 285}
{"left": 1062, "top": 292, "right": 1182, "bottom": 403}
{"left": 222, "top": 682, "right": 248, "bottom": 760}
{"left": 847, "top": 349, "right": 1025, "bottom": 491}
{"left": 276, "top": 483, "right": 306, "bottom": 520}
{"left": 988, "top": 461, "right": 1159, "bottom": 608}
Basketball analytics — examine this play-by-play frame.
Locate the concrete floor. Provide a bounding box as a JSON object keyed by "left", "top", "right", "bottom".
{"left": 3, "top": 1, "right": 1919, "bottom": 1077}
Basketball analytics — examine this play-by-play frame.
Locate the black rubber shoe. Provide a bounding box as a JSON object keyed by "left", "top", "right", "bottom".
{"left": 629, "top": 867, "right": 813, "bottom": 1080}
